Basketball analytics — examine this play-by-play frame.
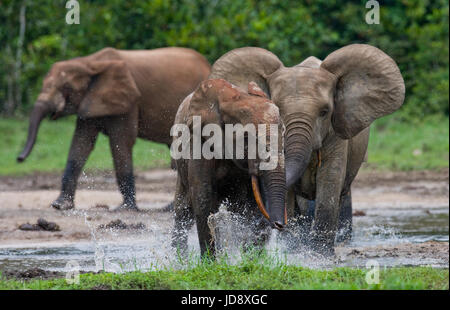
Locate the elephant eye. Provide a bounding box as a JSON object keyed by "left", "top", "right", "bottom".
{"left": 319, "top": 108, "right": 329, "bottom": 117}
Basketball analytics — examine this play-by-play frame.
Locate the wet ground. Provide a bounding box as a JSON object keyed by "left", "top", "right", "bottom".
{"left": 0, "top": 168, "right": 448, "bottom": 277}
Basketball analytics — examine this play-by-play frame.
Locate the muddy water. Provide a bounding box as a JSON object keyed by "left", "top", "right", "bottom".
{"left": 352, "top": 205, "right": 448, "bottom": 245}
{"left": 0, "top": 169, "right": 448, "bottom": 274}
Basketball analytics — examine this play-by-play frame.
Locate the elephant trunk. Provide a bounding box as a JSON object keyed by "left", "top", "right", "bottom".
{"left": 284, "top": 115, "right": 314, "bottom": 188}
{"left": 255, "top": 163, "right": 286, "bottom": 230}
{"left": 264, "top": 168, "right": 287, "bottom": 229}
{"left": 17, "top": 101, "right": 51, "bottom": 162}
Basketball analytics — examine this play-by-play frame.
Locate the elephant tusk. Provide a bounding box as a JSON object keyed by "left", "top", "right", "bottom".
{"left": 251, "top": 175, "right": 270, "bottom": 221}
{"left": 284, "top": 206, "right": 287, "bottom": 225}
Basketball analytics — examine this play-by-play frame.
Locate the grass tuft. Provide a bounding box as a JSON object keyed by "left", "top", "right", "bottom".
{"left": 0, "top": 262, "right": 447, "bottom": 290}
{"left": 367, "top": 115, "right": 449, "bottom": 171}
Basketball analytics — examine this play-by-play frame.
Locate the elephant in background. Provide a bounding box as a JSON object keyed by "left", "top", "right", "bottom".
{"left": 171, "top": 78, "right": 286, "bottom": 257}
{"left": 209, "top": 44, "right": 405, "bottom": 255}
{"left": 17, "top": 47, "right": 210, "bottom": 211}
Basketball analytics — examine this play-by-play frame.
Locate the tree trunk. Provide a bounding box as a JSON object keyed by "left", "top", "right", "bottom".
{"left": 12, "top": 1, "right": 27, "bottom": 115}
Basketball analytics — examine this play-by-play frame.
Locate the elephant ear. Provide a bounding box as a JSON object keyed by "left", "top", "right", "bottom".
{"left": 321, "top": 44, "right": 405, "bottom": 139}
{"left": 210, "top": 47, "right": 283, "bottom": 98}
{"left": 78, "top": 60, "right": 141, "bottom": 118}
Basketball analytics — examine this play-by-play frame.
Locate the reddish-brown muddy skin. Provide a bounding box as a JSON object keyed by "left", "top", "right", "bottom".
{"left": 172, "top": 79, "right": 286, "bottom": 257}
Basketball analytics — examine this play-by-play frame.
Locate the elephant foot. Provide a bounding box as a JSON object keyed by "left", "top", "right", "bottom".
{"left": 160, "top": 201, "right": 174, "bottom": 212}
{"left": 311, "top": 243, "right": 335, "bottom": 258}
{"left": 308, "top": 234, "right": 336, "bottom": 257}
{"left": 336, "top": 229, "right": 352, "bottom": 244}
{"left": 51, "top": 197, "right": 75, "bottom": 211}
{"left": 336, "top": 221, "right": 352, "bottom": 244}
{"left": 113, "top": 202, "right": 139, "bottom": 212}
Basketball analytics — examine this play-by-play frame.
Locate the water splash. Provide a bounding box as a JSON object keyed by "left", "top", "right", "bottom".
{"left": 0, "top": 203, "right": 447, "bottom": 272}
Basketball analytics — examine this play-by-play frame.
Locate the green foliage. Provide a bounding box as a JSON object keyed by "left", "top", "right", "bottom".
{"left": 0, "top": 0, "right": 448, "bottom": 119}
{"left": 0, "top": 261, "right": 448, "bottom": 290}
{"left": 1, "top": 246, "right": 447, "bottom": 290}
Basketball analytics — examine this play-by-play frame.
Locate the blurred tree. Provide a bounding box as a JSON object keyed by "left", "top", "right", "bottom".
{"left": 0, "top": 0, "right": 448, "bottom": 119}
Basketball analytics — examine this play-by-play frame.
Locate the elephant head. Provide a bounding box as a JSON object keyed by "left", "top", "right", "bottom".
{"left": 209, "top": 44, "right": 405, "bottom": 187}
{"left": 17, "top": 48, "right": 141, "bottom": 162}
{"left": 184, "top": 78, "right": 287, "bottom": 229}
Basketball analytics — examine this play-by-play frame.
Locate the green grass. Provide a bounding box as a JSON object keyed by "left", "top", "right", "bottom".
{"left": 0, "top": 117, "right": 171, "bottom": 176}
{"left": 0, "top": 115, "right": 448, "bottom": 175}
{"left": 367, "top": 115, "right": 449, "bottom": 171}
{"left": 0, "top": 259, "right": 448, "bottom": 290}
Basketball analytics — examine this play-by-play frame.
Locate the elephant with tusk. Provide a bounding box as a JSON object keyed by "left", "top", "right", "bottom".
{"left": 17, "top": 47, "right": 211, "bottom": 211}
{"left": 208, "top": 44, "right": 405, "bottom": 255}
{"left": 171, "top": 78, "right": 286, "bottom": 258}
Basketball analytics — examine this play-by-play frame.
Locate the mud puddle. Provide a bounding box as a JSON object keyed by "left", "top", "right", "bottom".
{"left": 0, "top": 168, "right": 448, "bottom": 276}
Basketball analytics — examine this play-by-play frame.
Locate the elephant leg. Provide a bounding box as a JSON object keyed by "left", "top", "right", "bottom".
{"left": 336, "top": 189, "right": 352, "bottom": 243}
{"left": 188, "top": 160, "right": 217, "bottom": 259}
{"left": 171, "top": 177, "right": 194, "bottom": 256}
{"left": 161, "top": 201, "right": 174, "bottom": 212}
{"left": 310, "top": 143, "right": 347, "bottom": 256}
{"left": 52, "top": 118, "right": 99, "bottom": 210}
{"left": 163, "top": 145, "right": 177, "bottom": 212}
{"left": 296, "top": 196, "right": 315, "bottom": 233}
{"left": 109, "top": 130, "right": 137, "bottom": 211}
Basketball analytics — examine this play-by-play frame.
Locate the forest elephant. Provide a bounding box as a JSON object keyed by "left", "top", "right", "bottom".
{"left": 17, "top": 47, "right": 211, "bottom": 211}
{"left": 208, "top": 44, "right": 405, "bottom": 255}
{"left": 171, "top": 78, "right": 286, "bottom": 258}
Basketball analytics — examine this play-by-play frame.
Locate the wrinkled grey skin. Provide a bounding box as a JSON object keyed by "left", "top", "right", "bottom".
{"left": 171, "top": 79, "right": 286, "bottom": 258}
{"left": 17, "top": 47, "right": 210, "bottom": 211}
{"left": 209, "top": 44, "right": 405, "bottom": 255}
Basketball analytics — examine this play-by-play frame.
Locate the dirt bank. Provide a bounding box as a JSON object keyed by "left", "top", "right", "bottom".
{"left": 2, "top": 167, "right": 447, "bottom": 193}
{"left": 336, "top": 241, "right": 449, "bottom": 267}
